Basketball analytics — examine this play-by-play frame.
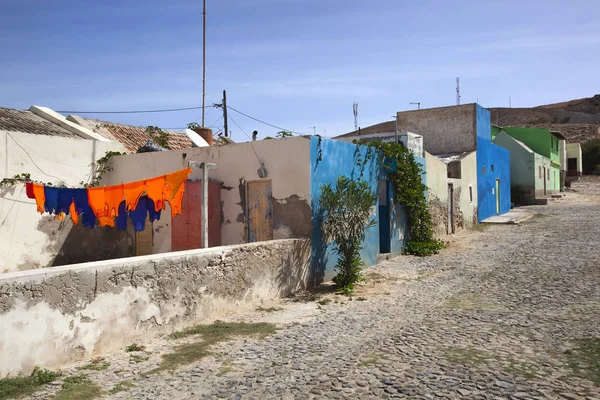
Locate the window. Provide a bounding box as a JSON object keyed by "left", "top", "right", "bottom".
{"left": 538, "top": 166, "right": 542, "bottom": 179}
{"left": 469, "top": 185, "right": 473, "bottom": 203}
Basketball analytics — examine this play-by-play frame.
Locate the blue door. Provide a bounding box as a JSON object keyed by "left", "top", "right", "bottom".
{"left": 378, "top": 180, "right": 390, "bottom": 254}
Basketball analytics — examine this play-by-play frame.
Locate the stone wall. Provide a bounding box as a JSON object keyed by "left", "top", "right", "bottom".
{"left": 0, "top": 239, "right": 311, "bottom": 376}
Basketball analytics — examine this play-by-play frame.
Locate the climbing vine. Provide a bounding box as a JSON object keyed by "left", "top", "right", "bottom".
{"left": 355, "top": 140, "right": 444, "bottom": 256}
{"left": 145, "top": 126, "right": 171, "bottom": 149}
{"left": 82, "top": 151, "right": 124, "bottom": 188}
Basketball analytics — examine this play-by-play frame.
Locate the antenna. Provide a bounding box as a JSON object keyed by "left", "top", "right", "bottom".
{"left": 509, "top": 96, "right": 512, "bottom": 108}
{"left": 410, "top": 102, "right": 421, "bottom": 110}
{"left": 353, "top": 101, "right": 358, "bottom": 132}
{"left": 456, "top": 77, "right": 461, "bottom": 105}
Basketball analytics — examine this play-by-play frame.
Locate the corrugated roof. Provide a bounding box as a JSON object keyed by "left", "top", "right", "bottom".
{"left": 67, "top": 115, "right": 193, "bottom": 153}
{"left": 0, "top": 107, "right": 82, "bottom": 138}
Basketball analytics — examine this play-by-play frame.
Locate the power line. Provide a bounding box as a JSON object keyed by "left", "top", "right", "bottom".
{"left": 227, "top": 113, "right": 252, "bottom": 141}
{"left": 55, "top": 105, "right": 218, "bottom": 115}
{"left": 226, "top": 105, "right": 306, "bottom": 135}
{"left": 228, "top": 113, "right": 263, "bottom": 163}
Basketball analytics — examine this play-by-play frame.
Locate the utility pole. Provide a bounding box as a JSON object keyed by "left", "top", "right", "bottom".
{"left": 222, "top": 90, "right": 228, "bottom": 138}
{"left": 353, "top": 101, "right": 358, "bottom": 132}
{"left": 309, "top": 126, "right": 316, "bottom": 135}
{"left": 410, "top": 102, "right": 421, "bottom": 110}
{"left": 201, "top": 0, "right": 207, "bottom": 126}
{"left": 456, "top": 77, "right": 461, "bottom": 105}
{"left": 509, "top": 96, "right": 512, "bottom": 108}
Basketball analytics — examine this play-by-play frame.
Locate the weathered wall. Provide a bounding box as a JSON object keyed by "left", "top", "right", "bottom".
{"left": 476, "top": 106, "right": 511, "bottom": 221}
{"left": 310, "top": 137, "right": 384, "bottom": 283}
{"left": 396, "top": 104, "right": 477, "bottom": 155}
{"left": 534, "top": 154, "right": 552, "bottom": 199}
{"left": 425, "top": 151, "right": 477, "bottom": 236}
{"left": 0, "top": 239, "right": 311, "bottom": 376}
{"left": 0, "top": 130, "right": 126, "bottom": 273}
{"left": 101, "top": 137, "right": 311, "bottom": 252}
{"left": 493, "top": 131, "right": 536, "bottom": 204}
{"left": 334, "top": 131, "right": 424, "bottom": 158}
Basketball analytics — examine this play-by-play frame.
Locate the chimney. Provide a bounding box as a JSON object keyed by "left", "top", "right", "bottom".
{"left": 192, "top": 127, "right": 214, "bottom": 146}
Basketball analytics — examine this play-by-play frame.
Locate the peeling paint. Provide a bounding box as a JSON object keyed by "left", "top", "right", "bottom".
{"left": 272, "top": 195, "right": 311, "bottom": 238}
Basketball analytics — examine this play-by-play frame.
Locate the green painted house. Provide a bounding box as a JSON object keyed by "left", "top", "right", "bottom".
{"left": 500, "top": 126, "right": 566, "bottom": 194}
{"left": 493, "top": 131, "right": 552, "bottom": 204}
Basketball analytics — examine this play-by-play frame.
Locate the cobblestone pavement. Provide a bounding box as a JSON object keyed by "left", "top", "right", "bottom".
{"left": 32, "top": 182, "right": 600, "bottom": 400}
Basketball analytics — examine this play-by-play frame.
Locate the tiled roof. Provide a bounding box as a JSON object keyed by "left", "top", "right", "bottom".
{"left": 0, "top": 107, "right": 82, "bottom": 138}
{"left": 67, "top": 115, "right": 192, "bottom": 153}
{"left": 335, "top": 121, "right": 396, "bottom": 138}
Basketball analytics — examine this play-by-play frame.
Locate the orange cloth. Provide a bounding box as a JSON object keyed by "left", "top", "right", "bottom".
{"left": 104, "top": 185, "right": 124, "bottom": 218}
{"left": 145, "top": 175, "right": 166, "bottom": 212}
{"left": 33, "top": 184, "right": 45, "bottom": 214}
{"left": 98, "top": 216, "right": 115, "bottom": 227}
{"left": 165, "top": 168, "right": 191, "bottom": 216}
{"left": 123, "top": 181, "right": 145, "bottom": 211}
{"left": 55, "top": 213, "right": 65, "bottom": 221}
{"left": 87, "top": 187, "right": 107, "bottom": 217}
{"left": 70, "top": 200, "right": 79, "bottom": 225}
{"left": 170, "top": 182, "right": 186, "bottom": 217}
{"left": 87, "top": 186, "right": 124, "bottom": 220}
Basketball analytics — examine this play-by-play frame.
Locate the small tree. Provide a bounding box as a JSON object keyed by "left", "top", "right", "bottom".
{"left": 319, "top": 176, "right": 377, "bottom": 294}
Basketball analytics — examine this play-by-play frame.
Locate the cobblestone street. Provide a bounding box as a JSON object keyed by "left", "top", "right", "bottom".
{"left": 33, "top": 181, "right": 600, "bottom": 400}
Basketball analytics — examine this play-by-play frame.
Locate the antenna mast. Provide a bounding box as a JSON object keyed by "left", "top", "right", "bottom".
{"left": 353, "top": 101, "right": 358, "bottom": 132}
{"left": 201, "top": 0, "right": 207, "bottom": 126}
{"left": 456, "top": 77, "right": 461, "bottom": 105}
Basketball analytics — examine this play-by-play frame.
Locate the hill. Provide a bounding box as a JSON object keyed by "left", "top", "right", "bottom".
{"left": 489, "top": 95, "right": 600, "bottom": 143}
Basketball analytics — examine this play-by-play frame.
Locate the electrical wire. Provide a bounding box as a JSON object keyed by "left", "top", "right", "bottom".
{"left": 228, "top": 114, "right": 263, "bottom": 163}
{"left": 55, "top": 105, "right": 217, "bottom": 114}
{"left": 7, "top": 133, "right": 65, "bottom": 181}
{"left": 226, "top": 105, "right": 306, "bottom": 135}
{"left": 7, "top": 134, "right": 91, "bottom": 167}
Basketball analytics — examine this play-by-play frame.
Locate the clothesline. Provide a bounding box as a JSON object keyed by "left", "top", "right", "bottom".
{"left": 26, "top": 168, "right": 192, "bottom": 231}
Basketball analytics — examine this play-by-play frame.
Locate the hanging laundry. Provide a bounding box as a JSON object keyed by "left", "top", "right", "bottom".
{"left": 115, "top": 201, "right": 128, "bottom": 230}
{"left": 169, "top": 183, "right": 186, "bottom": 217}
{"left": 165, "top": 168, "right": 191, "bottom": 216}
{"left": 73, "top": 188, "right": 95, "bottom": 228}
{"left": 145, "top": 175, "right": 166, "bottom": 212}
{"left": 69, "top": 201, "right": 79, "bottom": 225}
{"left": 129, "top": 196, "right": 148, "bottom": 232}
{"left": 32, "top": 184, "right": 45, "bottom": 214}
{"left": 57, "top": 188, "right": 75, "bottom": 215}
{"left": 146, "top": 196, "right": 161, "bottom": 222}
{"left": 44, "top": 186, "right": 59, "bottom": 214}
{"left": 104, "top": 185, "right": 124, "bottom": 218}
{"left": 123, "top": 181, "right": 145, "bottom": 211}
{"left": 25, "top": 182, "right": 34, "bottom": 199}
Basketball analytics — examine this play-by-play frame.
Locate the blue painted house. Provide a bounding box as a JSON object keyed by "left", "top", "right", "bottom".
{"left": 396, "top": 103, "right": 511, "bottom": 222}
{"left": 309, "top": 136, "right": 425, "bottom": 282}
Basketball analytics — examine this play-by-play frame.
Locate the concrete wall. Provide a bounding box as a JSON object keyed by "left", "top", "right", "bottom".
{"left": 425, "top": 151, "right": 477, "bottom": 236}
{"left": 0, "top": 239, "right": 310, "bottom": 376}
{"left": 493, "top": 131, "right": 536, "bottom": 204}
{"left": 310, "top": 137, "right": 385, "bottom": 283}
{"left": 102, "top": 137, "right": 312, "bottom": 252}
{"left": 334, "top": 131, "right": 424, "bottom": 157}
{"left": 534, "top": 154, "right": 552, "bottom": 199}
{"left": 396, "top": 104, "right": 477, "bottom": 155}
{"left": 475, "top": 106, "right": 511, "bottom": 221}
{"left": 0, "top": 130, "right": 126, "bottom": 273}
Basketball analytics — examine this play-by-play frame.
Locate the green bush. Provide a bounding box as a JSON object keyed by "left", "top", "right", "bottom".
{"left": 320, "top": 176, "right": 377, "bottom": 293}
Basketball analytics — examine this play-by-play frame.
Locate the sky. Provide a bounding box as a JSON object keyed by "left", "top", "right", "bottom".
{"left": 1, "top": 0, "right": 599, "bottom": 140}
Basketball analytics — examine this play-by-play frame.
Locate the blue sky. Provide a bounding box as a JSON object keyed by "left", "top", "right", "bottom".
{"left": 1, "top": 0, "right": 599, "bottom": 139}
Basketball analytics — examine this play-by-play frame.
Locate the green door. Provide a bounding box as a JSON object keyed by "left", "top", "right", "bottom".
{"left": 495, "top": 179, "right": 500, "bottom": 214}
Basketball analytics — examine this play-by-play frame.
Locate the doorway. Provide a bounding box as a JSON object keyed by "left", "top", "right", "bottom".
{"left": 447, "top": 183, "right": 454, "bottom": 234}
{"left": 543, "top": 167, "right": 547, "bottom": 195}
{"left": 247, "top": 181, "right": 273, "bottom": 242}
{"left": 495, "top": 178, "right": 501, "bottom": 214}
{"left": 135, "top": 218, "right": 153, "bottom": 256}
{"left": 378, "top": 180, "right": 390, "bottom": 253}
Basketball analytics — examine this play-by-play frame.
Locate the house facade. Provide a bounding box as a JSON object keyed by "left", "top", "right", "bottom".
{"left": 566, "top": 143, "right": 583, "bottom": 179}
{"left": 0, "top": 107, "right": 126, "bottom": 273}
{"left": 493, "top": 131, "right": 552, "bottom": 204}
{"left": 396, "top": 104, "right": 511, "bottom": 222}
{"left": 500, "top": 126, "right": 564, "bottom": 194}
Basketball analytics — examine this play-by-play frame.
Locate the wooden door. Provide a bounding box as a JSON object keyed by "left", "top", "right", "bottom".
{"left": 135, "top": 218, "right": 153, "bottom": 256}
{"left": 172, "top": 181, "right": 202, "bottom": 251}
{"left": 247, "top": 181, "right": 273, "bottom": 242}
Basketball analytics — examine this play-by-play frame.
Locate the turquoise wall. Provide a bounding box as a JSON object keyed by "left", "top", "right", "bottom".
{"left": 310, "top": 137, "right": 416, "bottom": 283}
{"left": 476, "top": 105, "right": 511, "bottom": 220}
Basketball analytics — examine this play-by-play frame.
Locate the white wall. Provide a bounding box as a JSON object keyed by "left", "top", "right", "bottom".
{"left": 101, "top": 137, "right": 311, "bottom": 252}
{"left": 0, "top": 130, "right": 125, "bottom": 273}
{"left": 334, "top": 131, "right": 424, "bottom": 157}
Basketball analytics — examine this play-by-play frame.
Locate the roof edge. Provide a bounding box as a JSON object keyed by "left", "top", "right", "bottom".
{"left": 29, "top": 106, "right": 112, "bottom": 142}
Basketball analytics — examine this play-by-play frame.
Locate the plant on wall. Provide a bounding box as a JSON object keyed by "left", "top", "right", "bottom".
{"left": 355, "top": 140, "right": 444, "bottom": 256}
{"left": 319, "top": 176, "right": 377, "bottom": 294}
{"left": 145, "top": 126, "right": 171, "bottom": 149}
{"left": 83, "top": 151, "right": 124, "bottom": 188}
